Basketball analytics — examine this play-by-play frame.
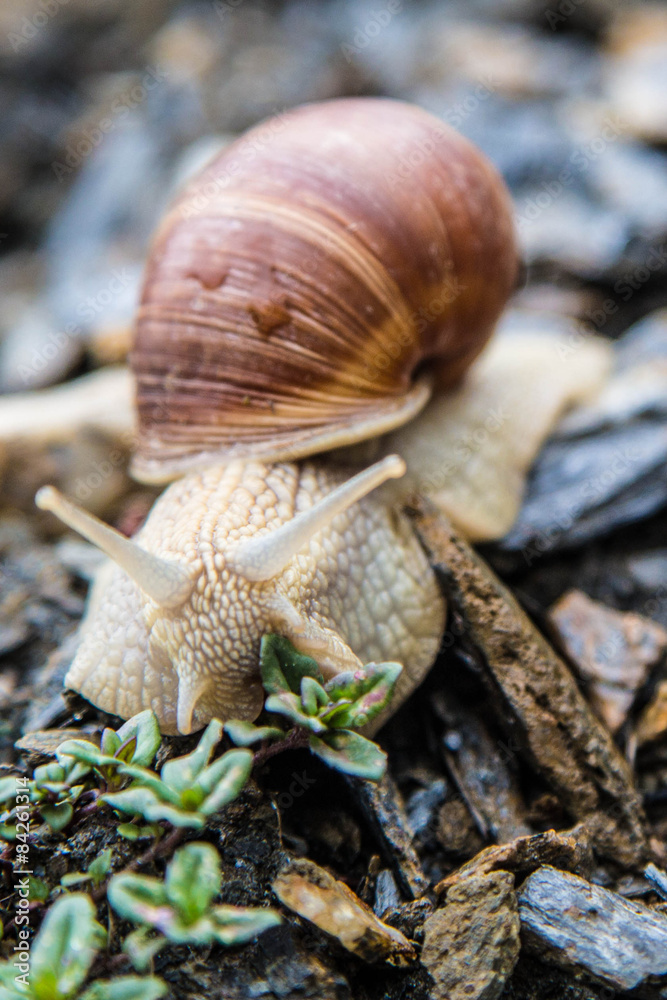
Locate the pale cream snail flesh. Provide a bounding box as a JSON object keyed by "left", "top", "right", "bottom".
{"left": 36, "top": 99, "right": 612, "bottom": 735}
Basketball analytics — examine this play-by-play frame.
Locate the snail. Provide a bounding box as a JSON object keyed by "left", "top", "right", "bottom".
{"left": 35, "top": 98, "right": 611, "bottom": 736}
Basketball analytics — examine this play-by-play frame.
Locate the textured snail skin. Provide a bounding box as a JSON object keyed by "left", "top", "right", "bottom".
{"left": 64, "top": 461, "right": 445, "bottom": 735}
{"left": 132, "top": 97, "right": 518, "bottom": 483}
{"left": 55, "top": 99, "right": 612, "bottom": 738}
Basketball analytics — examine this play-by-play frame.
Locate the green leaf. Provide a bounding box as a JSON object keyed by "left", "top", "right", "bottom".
{"left": 322, "top": 662, "right": 402, "bottom": 728}
{"left": 224, "top": 720, "right": 284, "bottom": 746}
{"left": 61, "top": 871, "right": 89, "bottom": 888}
{"left": 120, "top": 822, "right": 160, "bottom": 841}
{"left": 80, "top": 975, "right": 168, "bottom": 1000}
{"left": 300, "top": 676, "right": 329, "bottom": 716}
{"left": 210, "top": 904, "right": 282, "bottom": 945}
{"left": 108, "top": 872, "right": 170, "bottom": 927}
{"left": 165, "top": 843, "right": 220, "bottom": 924}
{"left": 28, "top": 877, "right": 50, "bottom": 903}
{"left": 260, "top": 634, "right": 324, "bottom": 695}
{"left": 30, "top": 893, "right": 106, "bottom": 999}
{"left": 114, "top": 736, "right": 138, "bottom": 766}
{"left": 33, "top": 761, "right": 67, "bottom": 786}
{"left": 0, "top": 964, "right": 29, "bottom": 1000}
{"left": 40, "top": 800, "right": 73, "bottom": 831}
{"left": 309, "top": 730, "right": 387, "bottom": 780}
{"left": 122, "top": 927, "right": 166, "bottom": 972}
{"left": 0, "top": 778, "right": 21, "bottom": 804}
{"left": 101, "top": 728, "right": 122, "bottom": 757}
{"left": 88, "top": 848, "right": 113, "bottom": 887}
{"left": 116, "top": 711, "right": 161, "bottom": 768}
{"left": 115, "top": 764, "right": 181, "bottom": 805}
{"left": 160, "top": 720, "right": 223, "bottom": 794}
{"left": 197, "top": 750, "right": 252, "bottom": 816}
{"left": 56, "top": 739, "right": 117, "bottom": 770}
{"left": 68, "top": 761, "right": 94, "bottom": 786}
{"left": 103, "top": 787, "right": 205, "bottom": 828}
{"left": 265, "top": 693, "right": 327, "bottom": 734}
{"left": 118, "top": 823, "right": 140, "bottom": 841}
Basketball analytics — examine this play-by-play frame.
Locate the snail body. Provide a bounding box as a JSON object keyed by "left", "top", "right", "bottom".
{"left": 45, "top": 456, "right": 444, "bottom": 735}
{"left": 37, "top": 99, "right": 609, "bottom": 736}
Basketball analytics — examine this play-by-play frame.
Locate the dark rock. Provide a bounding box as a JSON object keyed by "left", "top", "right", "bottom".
{"left": 519, "top": 865, "right": 667, "bottom": 995}
{"left": 500, "top": 313, "right": 667, "bottom": 557}
{"left": 405, "top": 778, "right": 447, "bottom": 840}
{"left": 432, "top": 687, "right": 531, "bottom": 844}
{"left": 344, "top": 770, "right": 430, "bottom": 899}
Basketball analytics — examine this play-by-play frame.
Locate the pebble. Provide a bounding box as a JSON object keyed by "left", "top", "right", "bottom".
{"left": 604, "top": 7, "right": 667, "bottom": 145}
{"left": 549, "top": 589, "right": 667, "bottom": 734}
{"left": 421, "top": 871, "right": 520, "bottom": 1000}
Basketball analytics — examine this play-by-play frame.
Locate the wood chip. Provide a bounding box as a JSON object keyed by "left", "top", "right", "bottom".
{"left": 519, "top": 865, "right": 667, "bottom": 994}
{"left": 421, "top": 871, "right": 520, "bottom": 1000}
{"left": 15, "top": 728, "right": 100, "bottom": 757}
{"left": 272, "top": 857, "right": 417, "bottom": 966}
{"left": 344, "top": 770, "right": 429, "bottom": 899}
{"left": 432, "top": 686, "right": 531, "bottom": 843}
{"left": 435, "top": 827, "right": 593, "bottom": 897}
{"left": 413, "top": 502, "right": 649, "bottom": 867}
{"left": 549, "top": 589, "right": 667, "bottom": 733}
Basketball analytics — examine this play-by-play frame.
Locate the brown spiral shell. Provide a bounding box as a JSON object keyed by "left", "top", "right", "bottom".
{"left": 131, "top": 97, "right": 518, "bottom": 483}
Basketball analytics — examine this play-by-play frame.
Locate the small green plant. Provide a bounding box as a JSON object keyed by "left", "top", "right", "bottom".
{"left": 0, "top": 712, "right": 162, "bottom": 838}
{"left": 56, "top": 711, "right": 162, "bottom": 791}
{"left": 102, "top": 721, "right": 252, "bottom": 829}
{"left": 108, "top": 842, "right": 280, "bottom": 967}
{"left": 0, "top": 893, "right": 166, "bottom": 1000}
{"left": 0, "top": 756, "right": 91, "bottom": 837}
{"left": 61, "top": 848, "right": 113, "bottom": 890}
{"left": 225, "top": 635, "right": 401, "bottom": 780}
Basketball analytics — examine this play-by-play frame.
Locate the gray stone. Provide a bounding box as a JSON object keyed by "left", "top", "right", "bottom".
{"left": 519, "top": 866, "right": 667, "bottom": 994}
{"left": 421, "top": 871, "right": 520, "bottom": 1000}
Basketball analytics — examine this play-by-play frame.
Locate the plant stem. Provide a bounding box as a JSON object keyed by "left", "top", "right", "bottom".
{"left": 253, "top": 727, "right": 310, "bottom": 767}
{"left": 91, "top": 825, "right": 185, "bottom": 902}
